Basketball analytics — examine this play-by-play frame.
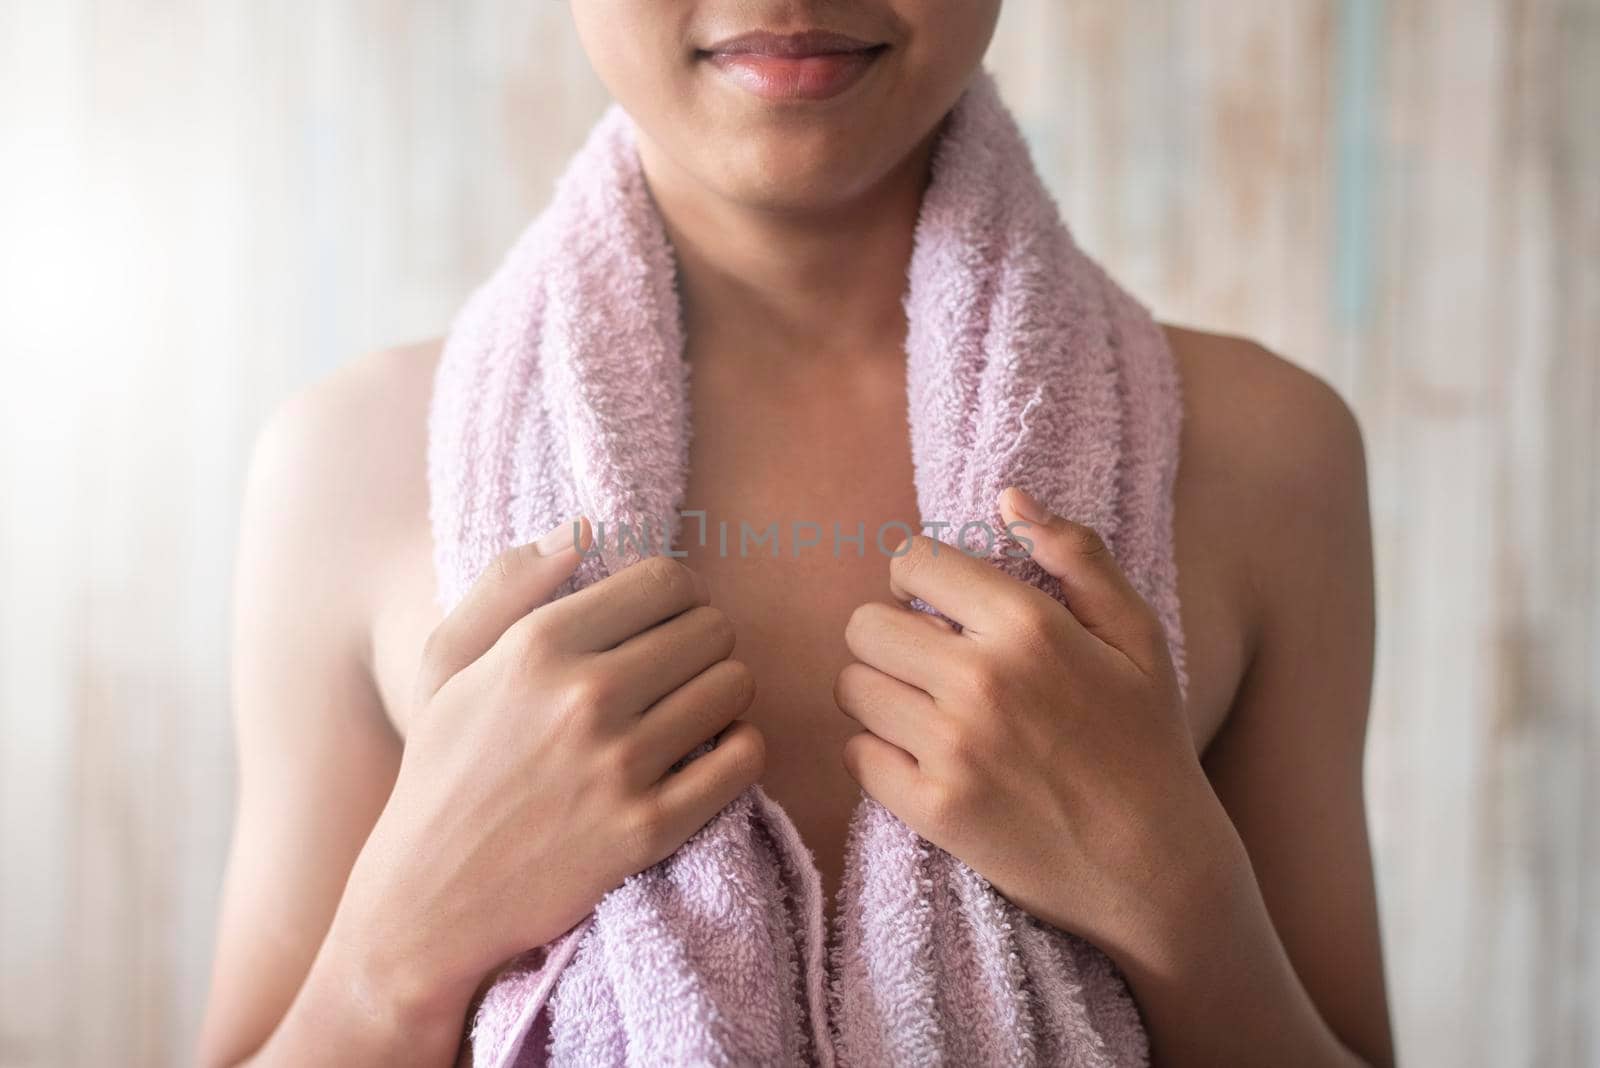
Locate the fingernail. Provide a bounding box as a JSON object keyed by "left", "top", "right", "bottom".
{"left": 1007, "top": 487, "right": 1049, "bottom": 525}
{"left": 536, "top": 517, "right": 584, "bottom": 555}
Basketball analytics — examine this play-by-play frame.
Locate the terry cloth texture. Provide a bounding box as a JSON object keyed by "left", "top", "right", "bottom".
{"left": 428, "top": 70, "right": 1187, "bottom": 1068}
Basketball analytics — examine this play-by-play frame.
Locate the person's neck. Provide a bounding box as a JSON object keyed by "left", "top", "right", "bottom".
{"left": 637, "top": 131, "right": 939, "bottom": 369}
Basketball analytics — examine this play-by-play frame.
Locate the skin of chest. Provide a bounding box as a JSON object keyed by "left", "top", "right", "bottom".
{"left": 367, "top": 340, "right": 1241, "bottom": 906}
{"left": 677, "top": 351, "right": 921, "bottom": 901}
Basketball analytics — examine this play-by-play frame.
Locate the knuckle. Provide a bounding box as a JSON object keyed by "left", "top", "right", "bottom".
{"left": 723, "top": 660, "right": 757, "bottom": 710}
{"left": 832, "top": 662, "right": 865, "bottom": 708}
{"left": 604, "top": 738, "right": 636, "bottom": 789}
{"left": 621, "top": 800, "right": 671, "bottom": 870}
{"left": 1009, "top": 595, "right": 1059, "bottom": 638}
{"left": 505, "top": 614, "right": 556, "bottom": 675}
{"left": 488, "top": 542, "right": 534, "bottom": 586}
{"left": 920, "top": 780, "right": 964, "bottom": 831}
{"left": 522, "top": 608, "right": 559, "bottom": 648}
{"left": 1066, "top": 521, "right": 1110, "bottom": 560}
{"left": 888, "top": 536, "right": 926, "bottom": 577}
{"left": 419, "top": 626, "right": 452, "bottom": 673}
{"left": 723, "top": 724, "right": 767, "bottom": 784}
{"left": 1011, "top": 617, "right": 1062, "bottom": 666}
{"left": 699, "top": 606, "right": 737, "bottom": 652}
{"left": 844, "top": 602, "right": 887, "bottom": 646}
{"left": 839, "top": 730, "right": 868, "bottom": 778}
{"left": 636, "top": 555, "right": 693, "bottom": 601}
{"left": 608, "top": 736, "right": 645, "bottom": 786}
{"left": 563, "top": 671, "right": 615, "bottom": 716}
{"left": 843, "top": 603, "right": 866, "bottom": 636}
{"left": 963, "top": 659, "right": 1011, "bottom": 709}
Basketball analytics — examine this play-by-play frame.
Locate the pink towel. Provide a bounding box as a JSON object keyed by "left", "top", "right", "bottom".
{"left": 428, "top": 70, "right": 1188, "bottom": 1068}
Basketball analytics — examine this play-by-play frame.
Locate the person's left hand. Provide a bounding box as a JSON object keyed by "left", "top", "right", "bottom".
{"left": 834, "top": 486, "right": 1225, "bottom": 955}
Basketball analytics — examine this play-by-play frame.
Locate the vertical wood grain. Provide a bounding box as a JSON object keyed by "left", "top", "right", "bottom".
{"left": 0, "top": 2, "right": 1594, "bottom": 1065}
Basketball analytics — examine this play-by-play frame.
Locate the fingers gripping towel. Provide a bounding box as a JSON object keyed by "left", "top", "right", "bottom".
{"left": 428, "top": 71, "right": 1188, "bottom": 1068}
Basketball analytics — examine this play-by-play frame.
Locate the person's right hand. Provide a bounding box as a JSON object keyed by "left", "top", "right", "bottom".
{"left": 330, "top": 518, "right": 765, "bottom": 1023}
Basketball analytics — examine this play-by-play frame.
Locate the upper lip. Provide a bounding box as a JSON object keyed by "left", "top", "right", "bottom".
{"left": 700, "top": 29, "right": 884, "bottom": 58}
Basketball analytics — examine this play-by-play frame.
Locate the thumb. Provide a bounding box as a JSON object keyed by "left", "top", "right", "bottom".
{"left": 998, "top": 488, "right": 1162, "bottom": 665}
{"left": 414, "top": 516, "right": 591, "bottom": 706}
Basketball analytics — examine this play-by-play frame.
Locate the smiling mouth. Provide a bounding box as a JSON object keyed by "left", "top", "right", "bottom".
{"left": 697, "top": 30, "right": 889, "bottom": 102}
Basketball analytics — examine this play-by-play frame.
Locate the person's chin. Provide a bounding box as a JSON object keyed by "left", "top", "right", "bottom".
{"left": 713, "top": 143, "right": 888, "bottom": 215}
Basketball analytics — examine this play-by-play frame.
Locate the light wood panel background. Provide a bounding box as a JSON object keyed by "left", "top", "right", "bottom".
{"left": 1, "top": 2, "right": 1594, "bottom": 1065}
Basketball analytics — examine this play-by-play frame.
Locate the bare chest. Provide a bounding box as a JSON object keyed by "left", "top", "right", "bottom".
{"left": 675, "top": 358, "right": 922, "bottom": 901}
{"left": 367, "top": 354, "right": 1244, "bottom": 902}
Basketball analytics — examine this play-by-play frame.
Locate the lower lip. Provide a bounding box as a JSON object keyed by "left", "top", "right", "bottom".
{"left": 705, "top": 50, "right": 883, "bottom": 102}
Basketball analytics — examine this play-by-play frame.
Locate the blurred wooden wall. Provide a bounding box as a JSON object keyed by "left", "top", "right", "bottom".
{"left": 1, "top": 2, "right": 1594, "bottom": 1065}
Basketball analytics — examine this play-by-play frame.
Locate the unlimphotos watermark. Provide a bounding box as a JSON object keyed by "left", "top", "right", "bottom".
{"left": 560, "top": 512, "right": 1037, "bottom": 560}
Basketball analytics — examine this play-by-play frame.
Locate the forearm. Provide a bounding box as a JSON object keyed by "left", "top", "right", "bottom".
{"left": 1099, "top": 798, "right": 1372, "bottom": 1068}
{"left": 223, "top": 907, "right": 474, "bottom": 1068}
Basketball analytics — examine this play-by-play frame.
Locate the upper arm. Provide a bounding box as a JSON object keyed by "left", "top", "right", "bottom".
{"left": 1177, "top": 331, "right": 1395, "bottom": 1065}
{"left": 198, "top": 360, "right": 410, "bottom": 1065}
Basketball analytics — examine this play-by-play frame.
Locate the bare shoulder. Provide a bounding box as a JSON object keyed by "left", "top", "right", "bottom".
{"left": 241, "top": 337, "right": 445, "bottom": 662}
{"left": 1161, "top": 324, "right": 1366, "bottom": 497}
{"left": 1156, "top": 324, "right": 1372, "bottom": 739}
{"left": 1163, "top": 323, "right": 1369, "bottom": 573}
{"left": 253, "top": 336, "right": 444, "bottom": 480}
